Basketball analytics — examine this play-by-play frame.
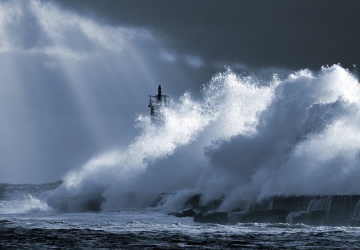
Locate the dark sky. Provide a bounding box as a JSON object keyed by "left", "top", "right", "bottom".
{"left": 57, "top": 0, "right": 360, "bottom": 70}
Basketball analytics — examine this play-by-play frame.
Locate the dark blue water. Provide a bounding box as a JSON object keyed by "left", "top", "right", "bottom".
{"left": 2, "top": 211, "right": 360, "bottom": 249}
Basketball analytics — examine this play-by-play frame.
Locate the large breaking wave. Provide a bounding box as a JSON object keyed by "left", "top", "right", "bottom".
{"left": 1, "top": 0, "right": 359, "bottom": 214}
{"left": 49, "top": 65, "right": 360, "bottom": 212}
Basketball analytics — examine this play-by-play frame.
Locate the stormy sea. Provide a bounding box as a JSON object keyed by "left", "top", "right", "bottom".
{"left": 2, "top": 1, "right": 360, "bottom": 249}
{"left": 2, "top": 65, "right": 360, "bottom": 248}
{"left": 1, "top": 185, "right": 360, "bottom": 249}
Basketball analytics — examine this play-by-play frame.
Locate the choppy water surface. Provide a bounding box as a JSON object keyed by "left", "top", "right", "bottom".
{"left": 1, "top": 210, "right": 360, "bottom": 249}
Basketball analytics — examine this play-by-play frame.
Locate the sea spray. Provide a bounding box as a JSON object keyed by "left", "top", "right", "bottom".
{"left": 208, "top": 65, "right": 360, "bottom": 211}
{"left": 48, "top": 69, "right": 273, "bottom": 211}
{"left": 0, "top": 182, "right": 60, "bottom": 214}
{"left": 48, "top": 93, "right": 215, "bottom": 211}
{"left": 0, "top": 194, "right": 51, "bottom": 214}
{"left": 49, "top": 65, "right": 360, "bottom": 213}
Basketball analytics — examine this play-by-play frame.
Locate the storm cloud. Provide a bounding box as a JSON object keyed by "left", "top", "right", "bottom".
{"left": 56, "top": 0, "right": 360, "bottom": 70}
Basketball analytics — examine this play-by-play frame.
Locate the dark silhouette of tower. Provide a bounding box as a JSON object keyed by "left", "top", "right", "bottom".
{"left": 157, "top": 85, "right": 162, "bottom": 101}
{"left": 148, "top": 85, "right": 168, "bottom": 120}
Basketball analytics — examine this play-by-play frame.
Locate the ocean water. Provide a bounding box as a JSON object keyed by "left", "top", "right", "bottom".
{"left": 2, "top": 210, "right": 360, "bottom": 249}
{"left": 1, "top": 184, "right": 360, "bottom": 249}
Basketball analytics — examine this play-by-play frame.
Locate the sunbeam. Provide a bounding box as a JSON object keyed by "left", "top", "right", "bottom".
{"left": 0, "top": 0, "right": 195, "bottom": 183}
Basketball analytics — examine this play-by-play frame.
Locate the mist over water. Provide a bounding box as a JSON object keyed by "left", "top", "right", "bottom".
{"left": 48, "top": 65, "right": 360, "bottom": 213}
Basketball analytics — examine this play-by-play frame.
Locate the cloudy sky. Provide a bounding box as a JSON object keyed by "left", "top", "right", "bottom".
{"left": 57, "top": 0, "right": 360, "bottom": 70}
{"left": 0, "top": 0, "right": 359, "bottom": 184}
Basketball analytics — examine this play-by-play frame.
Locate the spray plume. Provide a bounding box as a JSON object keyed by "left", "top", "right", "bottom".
{"left": 48, "top": 65, "right": 360, "bottom": 212}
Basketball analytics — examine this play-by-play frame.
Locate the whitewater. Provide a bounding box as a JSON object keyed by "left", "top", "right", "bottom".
{"left": 48, "top": 65, "right": 360, "bottom": 213}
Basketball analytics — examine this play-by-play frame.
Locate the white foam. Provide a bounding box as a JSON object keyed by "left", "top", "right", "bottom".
{"left": 0, "top": 194, "right": 51, "bottom": 214}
